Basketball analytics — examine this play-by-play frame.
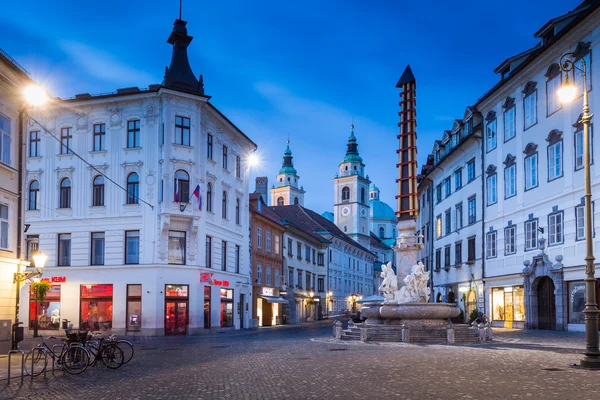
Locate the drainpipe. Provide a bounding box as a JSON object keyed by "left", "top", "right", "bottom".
{"left": 17, "top": 108, "right": 24, "bottom": 260}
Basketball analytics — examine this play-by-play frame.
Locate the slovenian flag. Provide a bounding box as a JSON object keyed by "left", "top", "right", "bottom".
{"left": 193, "top": 184, "right": 202, "bottom": 210}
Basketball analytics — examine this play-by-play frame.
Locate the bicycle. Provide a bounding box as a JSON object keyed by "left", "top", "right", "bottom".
{"left": 24, "top": 335, "right": 90, "bottom": 376}
{"left": 87, "top": 331, "right": 134, "bottom": 365}
{"left": 84, "top": 334, "right": 125, "bottom": 369}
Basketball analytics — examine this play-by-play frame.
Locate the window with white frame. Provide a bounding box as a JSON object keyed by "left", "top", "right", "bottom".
{"left": 29, "top": 130, "right": 40, "bottom": 157}
{"left": 444, "top": 177, "right": 451, "bottom": 197}
{"left": 486, "top": 173, "right": 497, "bottom": 205}
{"left": 266, "top": 231, "right": 272, "bottom": 252}
{"left": 435, "top": 215, "right": 442, "bottom": 238}
{"left": 504, "top": 225, "right": 516, "bottom": 255}
{"left": 455, "top": 169, "right": 462, "bottom": 190}
{"left": 504, "top": 155, "right": 516, "bottom": 198}
{"left": 547, "top": 130, "right": 563, "bottom": 181}
{"left": 0, "top": 114, "right": 10, "bottom": 164}
{"left": 503, "top": 98, "right": 516, "bottom": 142}
{"left": 444, "top": 209, "right": 451, "bottom": 235}
{"left": 257, "top": 228, "right": 262, "bottom": 248}
{"left": 525, "top": 219, "right": 538, "bottom": 251}
{"left": 468, "top": 197, "right": 476, "bottom": 224}
{"left": 548, "top": 211, "right": 563, "bottom": 246}
{"left": 486, "top": 114, "right": 497, "bottom": 152}
{"left": 257, "top": 265, "right": 263, "bottom": 284}
{"left": 467, "top": 159, "right": 476, "bottom": 182}
{"left": 486, "top": 231, "right": 497, "bottom": 259}
{"left": 168, "top": 231, "right": 186, "bottom": 264}
{"left": 91, "top": 232, "right": 105, "bottom": 265}
{"left": 524, "top": 152, "right": 538, "bottom": 190}
{"left": 546, "top": 64, "right": 562, "bottom": 116}
{"left": 574, "top": 124, "right": 593, "bottom": 171}
{"left": 0, "top": 204, "right": 8, "bottom": 249}
{"left": 455, "top": 203, "right": 463, "bottom": 230}
{"left": 523, "top": 82, "right": 537, "bottom": 129}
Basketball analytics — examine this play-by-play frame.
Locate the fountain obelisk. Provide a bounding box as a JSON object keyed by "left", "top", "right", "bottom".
{"left": 394, "top": 65, "right": 423, "bottom": 285}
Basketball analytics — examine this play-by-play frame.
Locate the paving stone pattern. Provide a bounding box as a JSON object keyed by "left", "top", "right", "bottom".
{"left": 2, "top": 323, "right": 600, "bottom": 400}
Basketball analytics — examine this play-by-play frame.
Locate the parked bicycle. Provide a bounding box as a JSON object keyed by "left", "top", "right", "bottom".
{"left": 84, "top": 334, "right": 124, "bottom": 369}
{"left": 24, "top": 335, "right": 90, "bottom": 376}
{"left": 86, "top": 331, "right": 134, "bottom": 365}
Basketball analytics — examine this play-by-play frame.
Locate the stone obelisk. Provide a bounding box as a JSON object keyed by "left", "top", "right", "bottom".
{"left": 394, "top": 65, "right": 423, "bottom": 285}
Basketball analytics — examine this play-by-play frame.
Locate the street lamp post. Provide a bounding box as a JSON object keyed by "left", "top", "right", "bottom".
{"left": 559, "top": 52, "right": 600, "bottom": 369}
{"left": 12, "top": 253, "right": 46, "bottom": 349}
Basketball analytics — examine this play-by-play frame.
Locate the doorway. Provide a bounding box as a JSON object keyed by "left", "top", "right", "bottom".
{"left": 165, "top": 301, "right": 188, "bottom": 335}
{"left": 537, "top": 277, "right": 556, "bottom": 330}
{"left": 239, "top": 294, "right": 245, "bottom": 329}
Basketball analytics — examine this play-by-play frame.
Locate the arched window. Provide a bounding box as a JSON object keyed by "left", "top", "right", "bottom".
{"left": 294, "top": 197, "right": 299, "bottom": 205}
{"left": 59, "top": 178, "right": 71, "bottom": 208}
{"left": 361, "top": 187, "right": 365, "bottom": 203}
{"left": 174, "top": 170, "right": 189, "bottom": 203}
{"left": 126, "top": 173, "right": 139, "bottom": 204}
{"left": 277, "top": 197, "right": 284, "bottom": 206}
{"left": 342, "top": 186, "right": 350, "bottom": 202}
{"left": 92, "top": 175, "right": 105, "bottom": 206}
{"left": 222, "top": 191, "right": 228, "bottom": 219}
{"left": 28, "top": 180, "right": 39, "bottom": 210}
{"left": 207, "top": 183, "right": 213, "bottom": 212}
{"left": 378, "top": 227, "right": 385, "bottom": 239}
{"left": 235, "top": 198, "right": 240, "bottom": 224}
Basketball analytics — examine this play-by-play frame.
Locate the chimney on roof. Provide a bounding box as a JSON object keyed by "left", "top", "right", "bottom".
{"left": 255, "top": 176, "right": 269, "bottom": 205}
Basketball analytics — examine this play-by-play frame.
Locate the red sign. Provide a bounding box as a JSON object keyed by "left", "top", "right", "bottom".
{"left": 41, "top": 276, "right": 66, "bottom": 283}
{"left": 201, "top": 273, "right": 230, "bottom": 287}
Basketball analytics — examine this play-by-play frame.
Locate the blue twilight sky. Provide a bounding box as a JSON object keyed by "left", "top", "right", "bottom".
{"left": 0, "top": 0, "right": 582, "bottom": 214}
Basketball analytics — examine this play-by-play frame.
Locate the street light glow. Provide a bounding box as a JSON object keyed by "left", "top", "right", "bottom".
{"left": 23, "top": 85, "right": 48, "bottom": 106}
{"left": 32, "top": 252, "right": 48, "bottom": 272}
{"left": 248, "top": 152, "right": 260, "bottom": 168}
{"left": 558, "top": 83, "right": 577, "bottom": 104}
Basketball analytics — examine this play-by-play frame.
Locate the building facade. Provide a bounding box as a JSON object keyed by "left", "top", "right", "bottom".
{"left": 20, "top": 18, "right": 256, "bottom": 336}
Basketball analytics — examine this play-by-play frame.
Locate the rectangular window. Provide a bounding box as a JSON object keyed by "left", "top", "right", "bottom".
{"left": 256, "top": 265, "right": 263, "bottom": 284}
{"left": 207, "top": 133, "right": 213, "bottom": 159}
{"left": 93, "top": 123, "right": 106, "bottom": 151}
{"left": 127, "top": 120, "right": 140, "bottom": 148}
{"left": 257, "top": 228, "right": 263, "bottom": 249}
{"left": 435, "top": 249, "right": 441, "bottom": 270}
{"left": 287, "top": 238, "right": 293, "bottom": 256}
{"left": 266, "top": 232, "right": 271, "bottom": 252}
{"left": 504, "top": 107, "right": 515, "bottom": 141}
{"left": 317, "top": 253, "right": 324, "bottom": 266}
{"left": 468, "top": 236, "right": 476, "bottom": 262}
{"left": 444, "top": 246, "right": 451, "bottom": 267}
{"left": 548, "top": 212, "right": 563, "bottom": 246}
{"left": 91, "top": 232, "right": 105, "bottom": 265}
{"left": 297, "top": 270, "right": 302, "bottom": 288}
{"left": 504, "top": 165, "right": 516, "bottom": 198}
{"left": 305, "top": 245, "right": 311, "bottom": 261}
{"left": 455, "top": 203, "right": 463, "bottom": 230}
{"left": 467, "top": 159, "right": 475, "bottom": 182}
{"left": 435, "top": 215, "right": 442, "bottom": 238}
{"left": 312, "top": 249, "right": 316, "bottom": 264}
{"left": 206, "top": 236, "right": 212, "bottom": 268}
{"left": 486, "top": 174, "right": 497, "bottom": 205}
{"left": 221, "top": 240, "right": 227, "bottom": 271}
{"left": 455, "top": 242, "right": 462, "bottom": 265}
{"left": 445, "top": 209, "right": 451, "bottom": 235}
{"left": 455, "top": 169, "right": 462, "bottom": 190}
{"left": 305, "top": 272, "right": 310, "bottom": 290}
{"left": 574, "top": 126, "right": 593, "bottom": 171}
{"left": 486, "top": 231, "right": 497, "bottom": 258}
{"left": 288, "top": 268, "right": 294, "bottom": 286}
{"left": 505, "top": 225, "right": 516, "bottom": 255}
{"left": 524, "top": 91, "right": 537, "bottom": 129}
{"left": 175, "top": 116, "right": 190, "bottom": 146}
{"left": 266, "top": 268, "right": 272, "bottom": 286}
{"left": 491, "top": 286, "right": 525, "bottom": 322}
{"left": 486, "top": 119, "right": 497, "bottom": 151}
{"left": 0, "top": 114, "right": 10, "bottom": 164}
{"left": 525, "top": 154, "right": 538, "bottom": 190}
{"left": 548, "top": 142, "right": 562, "bottom": 181}
{"left": 436, "top": 184, "right": 442, "bottom": 204}
{"left": 60, "top": 127, "right": 73, "bottom": 154}
{"left": 29, "top": 131, "right": 40, "bottom": 157}
{"left": 222, "top": 145, "right": 228, "bottom": 169}
{"left": 274, "top": 235, "right": 280, "bottom": 255}
{"left": 58, "top": 233, "right": 71, "bottom": 266}
{"left": 80, "top": 284, "right": 113, "bottom": 331}
{"left": 297, "top": 242, "right": 302, "bottom": 259}
{"left": 318, "top": 277, "right": 324, "bottom": 292}
{"left": 0, "top": 204, "right": 7, "bottom": 249}
{"left": 236, "top": 155, "right": 241, "bottom": 178}
{"left": 125, "top": 231, "right": 140, "bottom": 264}
{"left": 468, "top": 197, "right": 476, "bottom": 224}
{"left": 525, "top": 219, "right": 538, "bottom": 251}
{"left": 444, "top": 177, "right": 451, "bottom": 197}
{"left": 547, "top": 75, "right": 561, "bottom": 115}
{"left": 126, "top": 284, "right": 142, "bottom": 332}
{"left": 576, "top": 205, "right": 586, "bottom": 241}
{"left": 26, "top": 235, "right": 39, "bottom": 261}
{"left": 29, "top": 285, "right": 61, "bottom": 330}
{"left": 220, "top": 288, "right": 234, "bottom": 328}
{"left": 275, "top": 269, "right": 280, "bottom": 287}
{"left": 168, "top": 231, "right": 186, "bottom": 264}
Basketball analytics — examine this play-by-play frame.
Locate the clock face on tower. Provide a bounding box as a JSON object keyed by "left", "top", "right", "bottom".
{"left": 341, "top": 206, "right": 351, "bottom": 217}
{"left": 361, "top": 208, "right": 367, "bottom": 218}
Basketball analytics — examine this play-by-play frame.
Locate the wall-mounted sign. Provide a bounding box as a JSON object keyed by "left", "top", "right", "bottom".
{"left": 41, "top": 276, "right": 66, "bottom": 283}
{"left": 262, "top": 287, "right": 274, "bottom": 296}
{"left": 201, "top": 273, "right": 230, "bottom": 287}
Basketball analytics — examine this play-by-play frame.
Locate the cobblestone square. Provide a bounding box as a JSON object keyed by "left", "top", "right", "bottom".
{"left": 3, "top": 323, "right": 600, "bottom": 400}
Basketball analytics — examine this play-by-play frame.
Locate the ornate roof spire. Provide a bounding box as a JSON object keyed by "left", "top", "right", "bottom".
{"left": 162, "top": 18, "right": 205, "bottom": 95}
{"left": 343, "top": 124, "right": 362, "bottom": 163}
{"left": 279, "top": 140, "right": 297, "bottom": 175}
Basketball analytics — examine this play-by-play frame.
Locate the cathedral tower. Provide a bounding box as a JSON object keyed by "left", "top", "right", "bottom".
{"left": 270, "top": 141, "right": 305, "bottom": 206}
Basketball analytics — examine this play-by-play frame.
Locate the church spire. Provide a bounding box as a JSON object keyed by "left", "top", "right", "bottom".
{"left": 342, "top": 124, "right": 363, "bottom": 164}
{"left": 279, "top": 140, "right": 297, "bottom": 175}
{"left": 163, "top": 18, "right": 205, "bottom": 95}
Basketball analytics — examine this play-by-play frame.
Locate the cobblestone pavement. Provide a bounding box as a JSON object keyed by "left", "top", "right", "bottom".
{"left": 2, "top": 323, "right": 600, "bottom": 400}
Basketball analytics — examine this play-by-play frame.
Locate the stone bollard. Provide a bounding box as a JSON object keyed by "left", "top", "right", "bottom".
{"left": 333, "top": 320, "right": 338, "bottom": 337}
{"left": 401, "top": 324, "right": 410, "bottom": 343}
{"left": 485, "top": 323, "right": 494, "bottom": 341}
{"left": 348, "top": 319, "right": 355, "bottom": 330}
{"left": 446, "top": 322, "right": 455, "bottom": 344}
{"left": 477, "top": 323, "right": 485, "bottom": 343}
{"left": 360, "top": 322, "right": 368, "bottom": 342}
{"left": 335, "top": 320, "right": 343, "bottom": 339}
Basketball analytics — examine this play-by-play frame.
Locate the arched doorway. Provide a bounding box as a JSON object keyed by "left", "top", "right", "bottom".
{"left": 537, "top": 277, "right": 556, "bottom": 330}
{"left": 466, "top": 290, "right": 477, "bottom": 319}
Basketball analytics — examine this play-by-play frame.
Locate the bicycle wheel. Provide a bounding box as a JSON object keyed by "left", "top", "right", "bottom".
{"left": 24, "top": 348, "right": 47, "bottom": 376}
{"left": 117, "top": 340, "right": 134, "bottom": 364}
{"left": 100, "top": 344, "right": 124, "bottom": 369}
{"left": 61, "top": 346, "right": 90, "bottom": 375}
{"left": 84, "top": 340, "right": 100, "bottom": 366}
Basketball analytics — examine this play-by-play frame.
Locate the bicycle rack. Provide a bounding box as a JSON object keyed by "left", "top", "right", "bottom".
{"left": 51, "top": 344, "right": 64, "bottom": 377}
{"left": 6, "top": 349, "right": 25, "bottom": 385}
{"left": 30, "top": 347, "right": 48, "bottom": 381}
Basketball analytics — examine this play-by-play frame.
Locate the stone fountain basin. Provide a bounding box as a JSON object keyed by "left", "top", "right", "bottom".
{"left": 361, "top": 301, "right": 460, "bottom": 326}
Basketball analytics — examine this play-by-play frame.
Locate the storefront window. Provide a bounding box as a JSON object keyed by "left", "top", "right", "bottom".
{"left": 29, "top": 285, "right": 61, "bottom": 330}
{"left": 204, "top": 287, "right": 211, "bottom": 329}
{"left": 126, "top": 284, "right": 141, "bottom": 332}
{"left": 80, "top": 284, "right": 113, "bottom": 331}
{"left": 491, "top": 286, "right": 525, "bottom": 322}
{"left": 513, "top": 286, "right": 525, "bottom": 321}
{"left": 220, "top": 288, "right": 234, "bottom": 327}
{"left": 569, "top": 281, "right": 586, "bottom": 324}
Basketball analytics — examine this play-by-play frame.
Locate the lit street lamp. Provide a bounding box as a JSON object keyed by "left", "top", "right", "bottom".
{"left": 559, "top": 52, "right": 600, "bottom": 369}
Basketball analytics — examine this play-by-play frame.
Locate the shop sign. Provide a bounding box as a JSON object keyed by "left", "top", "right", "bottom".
{"left": 262, "top": 287, "right": 274, "bottom": 296}
{"left": 201, "top": 273, "right": 230, "bottom": 287}
{"left": 41, "top": 276, "right": 66, "bottom": 283}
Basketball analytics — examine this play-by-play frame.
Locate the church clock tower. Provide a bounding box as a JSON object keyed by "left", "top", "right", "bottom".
{"left": 270, "top": 141, "right": 305, "bottom": 206}
{"left": 333, "top": 126, "right": 371, "bottom": 248}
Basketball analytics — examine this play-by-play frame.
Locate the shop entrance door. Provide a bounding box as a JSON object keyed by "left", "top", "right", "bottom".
{"left": 239, "top": 294, "right": 245, "bottom": 329}
{"left": 537, "top": 277, "right": 556, "bottom": 330}
{"left": 165, "top": 301, "right": 188, "bottom": 335}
